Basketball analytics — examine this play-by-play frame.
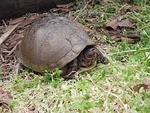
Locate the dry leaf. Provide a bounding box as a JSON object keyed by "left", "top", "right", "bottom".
{"left": 121, "top": 31, "right": 140, "bottom": 43}
{"left": 111, "top": 35, "right": 121, "bottom": 42}
{"left": 117, "top": 19, "right": 134, "bottom": 29}
{"left": 104, "top": 15, "right": 140, "bottom": 44}
{"left": 106, "top": 15, "right": 134, "bottom": 30}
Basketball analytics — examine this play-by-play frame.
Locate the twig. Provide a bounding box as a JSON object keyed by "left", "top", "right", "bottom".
{"left": 8, "top": 41, "right": 21, "bottom": 56}
{"left": 0, "top": 55, "right": 5, "bottom": 62}
{"left": 0, "top": 24, "right": 19, "bottom": 45}
{"left": 2, "top": 20, "right": 7, "bottom": 28}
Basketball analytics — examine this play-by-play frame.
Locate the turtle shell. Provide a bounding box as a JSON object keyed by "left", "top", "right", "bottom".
{"left": 17, "top": 15, "right": 94, "bottom": 72}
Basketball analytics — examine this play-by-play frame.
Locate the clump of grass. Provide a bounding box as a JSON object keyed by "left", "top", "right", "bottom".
{"left": 42, "top": 68, "right": 62, "bottom": 88}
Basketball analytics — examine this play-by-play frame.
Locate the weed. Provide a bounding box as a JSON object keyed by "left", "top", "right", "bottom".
{"left": 42, "top": 68, "right": 62, "bottom": 88}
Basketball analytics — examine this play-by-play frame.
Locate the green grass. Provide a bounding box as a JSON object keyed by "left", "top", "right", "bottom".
{"left": 0, "top": 0, "right": 150, "bottom": 113}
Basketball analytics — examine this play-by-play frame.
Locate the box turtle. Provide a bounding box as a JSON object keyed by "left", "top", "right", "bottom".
{"left": 17, "top": 15, "right": 108, "bottom": 79}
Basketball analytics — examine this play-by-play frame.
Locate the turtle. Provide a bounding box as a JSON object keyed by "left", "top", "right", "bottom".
{"left": 16, "top": 15, "right": 108, "bottom": 79}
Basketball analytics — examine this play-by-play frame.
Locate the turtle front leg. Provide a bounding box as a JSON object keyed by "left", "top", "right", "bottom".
{"left": 61, "top": 59, "right": 79, "bottom": 79}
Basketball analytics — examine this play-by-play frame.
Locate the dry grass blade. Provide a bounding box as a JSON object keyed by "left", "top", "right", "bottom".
{"left": 74, "top": 1, "right": 91, "bottom": 21}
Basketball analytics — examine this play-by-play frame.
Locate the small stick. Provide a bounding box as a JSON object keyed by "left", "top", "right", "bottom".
{"left": 0, "top": 24, "right": 19, "bottom": 45}
{"left": 2, "top": 20, "right": 7, "bottom": 28}
{"left": 0, "top": 55, "right": 5, "bottom": 62}
{"left": 8, "top": 41, "right": 21, "bottom": 56}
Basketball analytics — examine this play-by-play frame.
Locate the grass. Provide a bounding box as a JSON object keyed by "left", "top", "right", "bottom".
{"left": 0, "top": 0, "right": 150, "bottom": 113}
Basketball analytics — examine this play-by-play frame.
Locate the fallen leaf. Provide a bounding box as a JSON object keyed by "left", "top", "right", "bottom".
{"left": 121, "top": 30, "right": 140, "bottom": 43}
{"left": 106, "top": 15, "right": 134, "bottom": 30}
{"left": 104, "top": 15, "right": 140, "bottom": 44}
{"left": 118, "top": 19, "right": 134, "bottom": 29}
{"left": 111, "top": 35, "right": 121, "bottom": 42}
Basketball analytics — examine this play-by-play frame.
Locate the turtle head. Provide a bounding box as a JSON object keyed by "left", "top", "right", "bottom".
{"left": 78, "top": 46, "right": 99, "bottom": 68}
{"left": 78, "top": 46, "right": 109, "bottom": 68}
